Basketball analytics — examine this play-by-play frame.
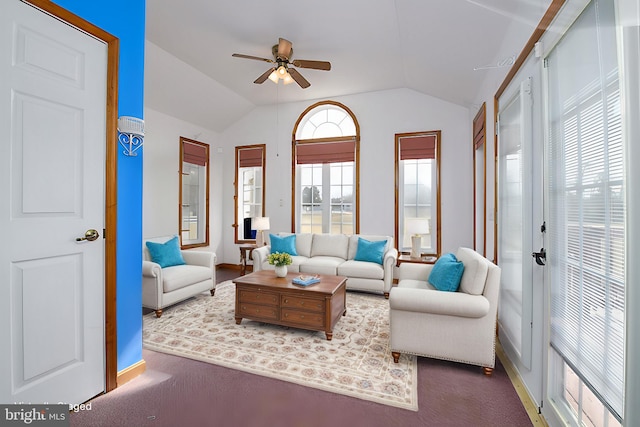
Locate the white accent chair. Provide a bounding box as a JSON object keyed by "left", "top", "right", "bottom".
{"left": 389, "top": 247, "right": 501, "bottom": 375}
{"left": 142, "top": 236, "right": 216, "bottom": 318}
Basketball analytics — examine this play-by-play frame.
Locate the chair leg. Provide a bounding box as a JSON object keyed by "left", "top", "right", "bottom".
{"left": 210, "top": 289, "right": 215, "bottom": 296}
{"left": 384, "top": 292, "right": 390, "bottom": 299}
{"left": 392, "top": 352, "right": 401, "bottom": 363}
{"left": 154, "top": 309, "right": 163, "bottom": 318}
{"left": 483, "top": 367, "right": 493, "bottom": 376}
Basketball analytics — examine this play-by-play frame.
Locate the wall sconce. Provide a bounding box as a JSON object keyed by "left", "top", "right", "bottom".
{"left": 117, "top": 116, "right": 145, "bottom": 156}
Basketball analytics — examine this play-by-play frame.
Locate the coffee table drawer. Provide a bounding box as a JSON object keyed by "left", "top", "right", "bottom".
{"left": 238, "top": 302, "right": 278, "bottom": 320}
{"left": 281, "top": 309, "right": 324, "bottom": 328}
{"left": 238, "top": 289, "right": 278, "bottom": 306}
{"left": 281, "top": 295, "right": 324, "bottom": 312}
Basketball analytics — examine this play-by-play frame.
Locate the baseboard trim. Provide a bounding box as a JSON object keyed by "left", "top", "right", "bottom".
{"left": 218, "top": 263, "right": 253, "bottom": 273}
{"left": 116, "top": 359, "right": 146, "bottom": 387}
{"left": 496, "top": 342, "right": 548, "bottom": 426}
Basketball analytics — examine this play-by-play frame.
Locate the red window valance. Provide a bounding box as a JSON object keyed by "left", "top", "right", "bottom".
{"left": 296, "top": 139, "right": 356, "bottom": 164}
{"left": 183, "top": 142, "right": 208, "bottom": 166}
{"left": 399, "top": 134, "right": 436, "bottom": 160}
{"left": 238, "top": 148, "right": 263, "bottom": 168}
{"left": 473, "top": 106, "right": 486, "bottom": 149}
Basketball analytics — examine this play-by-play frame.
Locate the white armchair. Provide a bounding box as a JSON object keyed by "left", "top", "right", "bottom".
{"left": 389, "top": 247, "right": 501, "bottom": 375}
{"left": 142, "top": 236, "right": 216, "bottom": 318}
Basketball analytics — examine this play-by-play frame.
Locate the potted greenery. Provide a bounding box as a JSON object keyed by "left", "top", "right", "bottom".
{"left": 267, "top": 252, "right": 292, "bottom": 277}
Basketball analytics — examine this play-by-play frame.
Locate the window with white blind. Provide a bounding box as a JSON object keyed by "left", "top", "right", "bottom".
{"left": 546, "top": 0, "right": 625, "bottom": 422}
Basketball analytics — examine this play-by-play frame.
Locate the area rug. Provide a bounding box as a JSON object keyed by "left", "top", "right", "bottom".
{"left": 142, "top": 280, "right": 418, "bottom": 411}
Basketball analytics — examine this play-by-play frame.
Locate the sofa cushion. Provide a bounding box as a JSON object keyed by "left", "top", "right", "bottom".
{"left": 277, "top": 233, "right": 313, "bottom": 257}
{"left": 353, "top": 237, "right": 387, "bottom": 265}
{"left": 456, "top": 247, "right": 489, "bottom": 295}
{"left": 162, "top": 264, "right": 211, "bottom": 293}
{"left": 397, "top": 279, "right": 436, "bottom": 291}
{"left": 310, "top": 234, "right": 349, "bottom": 259}
{"left": 338, "top": 260, "right": 384, "bottom": 280}
{"left": 145, "top": 236, "right": 185, "bottom": 268}
{"left": 270, "top": 234, "right": 297, "bottom": 256}
{"left": 428, "top": 253, "right": 464, "bottom": 292}
{"left": 294, "top": 233, "right": 313, "bottom": 257}
{"left": 299, "top": 256, "right": 344, "bottom": 275}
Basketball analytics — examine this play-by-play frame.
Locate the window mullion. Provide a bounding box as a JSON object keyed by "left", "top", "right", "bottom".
{"left": 322, "top": 163, "right": 330, "bottom": 233}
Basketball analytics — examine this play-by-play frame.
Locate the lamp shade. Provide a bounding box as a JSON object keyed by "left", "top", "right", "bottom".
{"left": 405, "top": 218, "right": 429, "bottom": 235}
{"left": 252, "top": 216, "right": 270, "bottom": 231}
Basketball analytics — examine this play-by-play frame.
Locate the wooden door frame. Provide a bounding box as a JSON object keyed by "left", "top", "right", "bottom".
{"left": 24, "top": 0, "right": 119, "bottom": 392}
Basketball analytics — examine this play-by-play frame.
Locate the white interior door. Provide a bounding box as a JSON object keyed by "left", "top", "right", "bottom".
{"left": 497, "top": 78, "right": 534, "bottom": 369}
{"left": 0, "top": 0, "right": 107, "bottom": 405}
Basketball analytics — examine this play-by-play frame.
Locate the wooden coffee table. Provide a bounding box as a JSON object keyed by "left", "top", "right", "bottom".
{"left": 232, "top": 270, "right": 347, "bottom": 340}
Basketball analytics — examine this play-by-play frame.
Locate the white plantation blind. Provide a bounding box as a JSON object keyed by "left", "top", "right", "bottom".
{"left": 547, "top": 0, "right": 625, "bottom": 419}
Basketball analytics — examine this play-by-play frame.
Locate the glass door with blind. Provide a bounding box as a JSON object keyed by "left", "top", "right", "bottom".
{"left": 497, "top": 78, "right": 534, "bottom": 370}
{"left": 544, "top": 0, "right": 625, "bottom": 424}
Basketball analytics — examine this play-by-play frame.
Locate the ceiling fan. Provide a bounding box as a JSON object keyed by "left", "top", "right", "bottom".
{"left": 232, "top": 38, "right": 331, "bottom": 89}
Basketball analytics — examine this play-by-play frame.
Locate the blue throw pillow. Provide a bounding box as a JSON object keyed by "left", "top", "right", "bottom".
{"left": 354, "top": 238, "right": 387, "bottom": 265}
{"left": 270, "top": 234, "right": 297, "bottom": 256}
{"left": 428, "top": 253, "right": 465, "bottom": 292}
{"left": 146, "top": 236, "right": 186, "bottom": 268}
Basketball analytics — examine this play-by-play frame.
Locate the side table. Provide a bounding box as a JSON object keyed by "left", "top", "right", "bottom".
{"left": 239, "top": 244, "right": 257, "bottom": 275}
{"left": 396, "top": 254, "right": 437, "bottom": 267}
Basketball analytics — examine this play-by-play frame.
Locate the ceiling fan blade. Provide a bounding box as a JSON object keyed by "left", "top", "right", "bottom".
{"left": 254, "top": 68, "right": 275, "bottom": 84}
{"left": 288, "top": 68, "right": 310, "bottom": 89}
{"left": 277, "top": 38, "right": 293, "bottom": 60}
{"left": 232, "top": 53, "right": 274, "bottom": 63}
{"left": 291, "top": 59, "right": 331, "bottom": 71}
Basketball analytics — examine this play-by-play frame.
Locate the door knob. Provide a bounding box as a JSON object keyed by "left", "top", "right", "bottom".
{"left": 76, "top": 229, "right": 100, "bottom": 242}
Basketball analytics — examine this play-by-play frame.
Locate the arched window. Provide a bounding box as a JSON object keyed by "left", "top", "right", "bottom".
{"left": 291, "top": 101, "right": 359, "bottom": 234}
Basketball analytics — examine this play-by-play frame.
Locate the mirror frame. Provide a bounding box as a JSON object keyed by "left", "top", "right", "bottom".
{"left": 234, "top": 144, "right": 266, "bottom": 244}
{"left": 394, "top": 130, "right": 442, "bottom": 257}
{"left": 179, "top": 136, "right": 210, "bottom": 249}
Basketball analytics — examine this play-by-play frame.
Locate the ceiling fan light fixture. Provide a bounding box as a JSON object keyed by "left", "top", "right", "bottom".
{"left": 268, "top": 70, "right": 279, "bottom": 83}
{"left": 233, "top": 38, "right": 331, "bottom": 89}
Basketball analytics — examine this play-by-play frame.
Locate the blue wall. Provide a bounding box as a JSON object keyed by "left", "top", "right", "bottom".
{"left": 51, "top": 0, "right": 145, "bottom": 372}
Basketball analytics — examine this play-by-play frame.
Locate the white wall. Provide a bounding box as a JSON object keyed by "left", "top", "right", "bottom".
{"left": 219, "top": 88, "right": 472, "bottom": 265}
{"left": 142, "top": 108, "right": 224, "bottom": 257}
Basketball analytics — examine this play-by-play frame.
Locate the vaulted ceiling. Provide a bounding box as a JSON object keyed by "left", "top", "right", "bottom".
{"left": 145, "top": 0, "right": 551, "bottom": 131}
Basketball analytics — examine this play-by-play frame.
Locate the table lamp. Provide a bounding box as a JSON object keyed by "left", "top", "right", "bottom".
{"left": 252, "top": 216, "right": 270, "bottom": 247}
{"left": 405, "top": 218, "right": 429, "bottom": 258}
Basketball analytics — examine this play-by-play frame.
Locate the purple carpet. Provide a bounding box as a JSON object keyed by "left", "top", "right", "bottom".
{"left": 69, "top": 348, "right": 533, "bottom": 427}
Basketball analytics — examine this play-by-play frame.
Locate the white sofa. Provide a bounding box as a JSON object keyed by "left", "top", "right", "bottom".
{"left": 389, "top": 247, "right": 501, "bottom": 375}
{"left": 142, "top": 236, "right": 216, "bottom": 317}
{"left": 252, "top": 233, "right": 397, "bottom": 298}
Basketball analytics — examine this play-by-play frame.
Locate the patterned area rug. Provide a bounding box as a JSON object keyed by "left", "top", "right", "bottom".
{"left": 143, "top": 281, "right": 418, "bottom": 411}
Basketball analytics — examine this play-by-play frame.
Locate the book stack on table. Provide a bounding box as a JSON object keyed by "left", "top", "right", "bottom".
{"left": 292, "top": 275, "right": 320, "bottom": 286}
